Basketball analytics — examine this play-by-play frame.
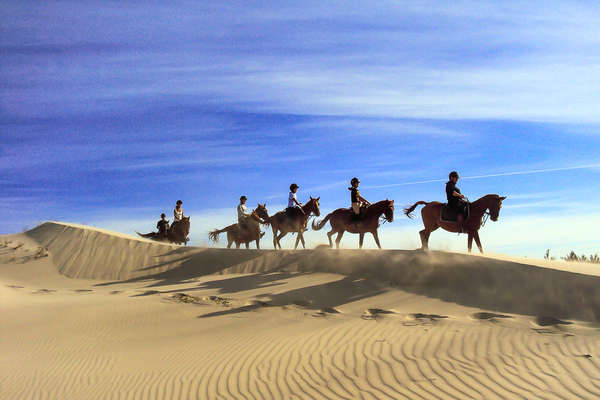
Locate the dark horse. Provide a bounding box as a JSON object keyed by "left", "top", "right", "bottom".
{"left": 208, "top": 204, "right": 270, "bottom": 249}
{"left": 312, "top": 200, "right": 394, "bottom": 249}
{"left": 137, "top": 216, "right": 191, "bottom": 245}
{"left": 404, "top": 194, "right": 506, "bottom": 253}
{"left": 267, "top": 197, "right": 320, "bottom": 249}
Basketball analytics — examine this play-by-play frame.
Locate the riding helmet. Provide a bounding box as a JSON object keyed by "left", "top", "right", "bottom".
{"left": 240, "top": 195, "right": 247, "bottom": 201}
{"left": 176, "top": 200, "right": 183, "bottom": 205}
{"left": 290, "top": 183, "right": 299, "bottom": 191}
{"left": 449, "top": 171, "right": 459, "bottom": 179}
{"left": 350, "top": 177, "right": 360, "bottom": 185}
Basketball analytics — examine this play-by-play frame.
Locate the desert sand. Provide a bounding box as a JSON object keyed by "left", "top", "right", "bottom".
{"left": 1, "top": 222, "right": 599, "bottom": 399}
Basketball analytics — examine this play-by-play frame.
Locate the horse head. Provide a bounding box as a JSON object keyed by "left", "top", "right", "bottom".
{"left": 384, "top": 199, "right": 395, "bottom": 222}
{"left": 489, "top": 195, "right": 506, "bottom": 221}
{"left": 254, "top": 203, "right": 269, "bottom": 222}
{"left": 308, "top": 196, "right": 321, "bottom": 217}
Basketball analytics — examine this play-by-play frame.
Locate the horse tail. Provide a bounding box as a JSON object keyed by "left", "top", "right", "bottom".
{"left": 403, "top": 201, "right": 429, "bottom": 218}
{"left": 208, "top": 228, "right": 227, "bottom": 243}
{"left": 136, "top": 231, "right": 154, "bottom": 238}
{"left": 311, "top": 213, "right": 332, "bottom": 231}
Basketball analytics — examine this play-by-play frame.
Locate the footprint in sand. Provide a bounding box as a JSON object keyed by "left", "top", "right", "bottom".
{"left": 6, "top": 284, "right": 24, "bottom": 289}
{"left": 472, "top": 312, "right": 512, "bottom": 322}
{"left": 402, "top": 313, "right": 448, "bottom": 326}
{"left": 361, "top": 308, "right": 395, "bottom": 320}
{"left": 133, "top": 290, "right": 161, "bottom": 297}
{"left": 536, "top": 316, "right": 572, "bottom": 326}
{"left": 109, "top": 290, "right": 122, "bottom": 295}
{"left": 312, "top": 307, "right": 340, "bottom": 317}
{"left": 72, "top": 289, "right": 93, "bottom": 293}
{"left": 168, "top": 293, "right": 203, "bottom": 304}
{"left": 32, "top": 289, "right": 56, "bottom": 294}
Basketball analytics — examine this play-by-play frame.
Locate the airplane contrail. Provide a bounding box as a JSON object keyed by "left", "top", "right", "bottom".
{"left": 363, "top": 164, "right": 600, "bottom": 189}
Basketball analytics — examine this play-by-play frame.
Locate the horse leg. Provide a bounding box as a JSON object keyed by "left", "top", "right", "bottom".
{"left": 419, "top": 229, "right": 429, "bottom": 250}
{"left": 359, "top": 233, "right": 365, "bottom": 249}
{"left": 299, "top": 230, "right": 306, "bottom": 249}
{"left": 277, "top": 232, "right": 287, "bottom": 249}
{"left": 335, "top": 230, "right": 345, "bottom": 249}
{"left": 236, "top": 242, "right": 241, "bottom": 249}
{"left": 256, "top": 238, "right": 260, "bottom": 250}
{"left": 372, "top": 230, "right": 382, "bottom": 249}
{"left": 327, "top": 230, "right": 335, "bottom": 248}
{"left": 272, "top": 225, "right": 279, "bottom": 249}
{"left": 473, "top": 231, "right": 483, "bottom": 253}
{"left": 467, "top": 233, "right": 473, "bottom": 253}
{"left": 245, "top": 242, "right": 249, "bottom": 249}
{"left": 294, "top": 232, "right": 301, "bottom": 250}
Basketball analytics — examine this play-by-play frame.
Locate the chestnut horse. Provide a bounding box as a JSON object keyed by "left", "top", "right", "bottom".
{"left": 404, "top": 194, "right": 506, "bottom": 253}
{"left": 137, "top": 216, "right": 191, "bottom": 245}
{"left": 208, "top": 204, "right": 269, "bottom": 249}
{"left": 312, "top": 200, "right": 394, "bottom": 249}
{"left": 267, "top": 197, "right": 320, "bottom": 249}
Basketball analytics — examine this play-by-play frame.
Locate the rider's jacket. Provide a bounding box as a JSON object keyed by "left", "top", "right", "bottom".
{"left": 157, "top": 219, "right": 169, "bottom": 235}
{"left": 288, "top": 191, "right": 299, "bottom": 208}
{"left": 446, "top": 181, "right": 462, "bottom": 208}
{"left": 237, "top": 203, "right": 249, "bottom": 220}
{"left": 174, "top": 207, "right": 183, "bottom": 221}
{"left": 350, "top": 187, "right": 360, "bottom": 204}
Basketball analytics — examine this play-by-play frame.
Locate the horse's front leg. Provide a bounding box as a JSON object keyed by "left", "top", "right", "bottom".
{"left": 335, "top": 230, "right": 344, "bottom": 249}
{"left": 372, "top": 230, "right": 382, "bottom": 249}
{"left": 272, "top": 226, "right": 279, "bottom": 249}
{"left": 277, "top": 231, "right": 287, "bottom": 249}
{"left": 467, "top": 233, "right": 473, "bottom": 253}
{"left": 256, "top": 238, "right": 260, "bottom": 250}
{"left": 299, "top": 230, "right": 306, "bottom": 249}
{"left": 245, "top": 242, "right": 249, "bottom": 249}
{"left": 294, "top": 230, "right": 303, "bottom": 250}
{"left": 359, "top": 233, "right": 365, "bottom": 249}
{"left": 473, "top": 231, "right": 483, "bottom": 253}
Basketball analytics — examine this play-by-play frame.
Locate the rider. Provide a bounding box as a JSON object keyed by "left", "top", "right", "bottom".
{"left": 173, "top": 200, "right": 184, "bottom": 224}
{"left": 237, "top": 195, "right": 251, "bottom": 230}
{"left": 349, "top": 177, "right": 371, "bottom": 220}
{"left": 446, "top": 171, "right": 468, "bottom": 232}
{"left": 287, "top": 183, "right": 305, "bottom": 217}
{"left": 156, "top": 213, "right": 169, "bottom": 238}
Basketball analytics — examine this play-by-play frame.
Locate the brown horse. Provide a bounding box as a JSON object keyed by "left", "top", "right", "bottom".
{"left": 404, "top": 194, "right": 506, "bottom": 253}
{"left": 137, "top": 216, "right": 191, "bottom": 245}
{"left": 208, "top": 204, "right": 269, "bottom": 249}
{"left": 312, "top": 200, "right": 395, "bottom": 249}
{"left": 267, "top": 197, "right": 320, "bottom": 249}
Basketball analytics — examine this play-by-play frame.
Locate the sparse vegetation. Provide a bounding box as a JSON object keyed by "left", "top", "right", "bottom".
{"left": 546, "top": 249, "right": 600, "bottom": 264}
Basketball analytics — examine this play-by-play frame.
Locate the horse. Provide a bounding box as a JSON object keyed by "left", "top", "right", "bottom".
{"left": 403, "top": 194, "right": 506, "bottom": 253}
{"left": 137, "top": 216, "right": 191, "bottom": 245}
{"left": 312, "top": 199, "right": 394, "bottom": 249}
{"left": 267, "top": 197, "right": 320, "bottom": 249}
{"left": 208, "top": 204, "right": 270, "bottom": 249}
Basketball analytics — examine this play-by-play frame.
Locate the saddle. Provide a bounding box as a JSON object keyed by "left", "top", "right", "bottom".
{"left": 440, "top": 202, "right": 470, "bottom": 223}
{"left": 285, "top": 207, "right": 303, "bottom": 219}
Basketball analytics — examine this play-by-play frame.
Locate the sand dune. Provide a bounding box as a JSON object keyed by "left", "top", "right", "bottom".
{"left": 2, "top": 222, "right": 599, "bottom": 399}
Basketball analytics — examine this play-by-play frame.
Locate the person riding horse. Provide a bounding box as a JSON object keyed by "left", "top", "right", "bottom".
{"left": 286, "top": 183, "right": 305, "bottom": 218}
{"left": 237, "top": 195, "right": 251, "bottom": 231}
{"left": 446, "top": 171, "right": 468, "bottom": 232}
{"left": 157, "top": 213, "right": 169, "bottom": 239}
{"left": 349, "top": 177, "right": 371, "bottom": 221}
{"left": 173, "top": 200, "right": 184, "bottom": 225}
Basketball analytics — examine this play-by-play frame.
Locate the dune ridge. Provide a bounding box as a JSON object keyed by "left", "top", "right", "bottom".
{"left": 24, "top": 222, "right": 600, "bottom": 322}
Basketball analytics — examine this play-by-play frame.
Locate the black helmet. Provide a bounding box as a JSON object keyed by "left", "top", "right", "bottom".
{"left": 176, "top": 200, "right": 183, "bottom": 205}
{"left": 290, "top": 183, "right": 299, "bottom": 191}
{"left": 449, "top": 171, "right": 459, "bottom": 179}
{"left": 160, "top": 213, "right": 166, "bottom": 218}
{"left": 240, "top": 195, "right": 247, "bottom": 201}
{"left": 350, "top": 177, "right": 360, "bottom": 185}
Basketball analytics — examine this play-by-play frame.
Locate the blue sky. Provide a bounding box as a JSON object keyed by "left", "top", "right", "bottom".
{"left": 2, "top": 1, "right": 599, "bottom": 257}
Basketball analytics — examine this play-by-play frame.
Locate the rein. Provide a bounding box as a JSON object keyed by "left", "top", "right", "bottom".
{"left": 480, "top": 211, "right": 490, "bottom": 228}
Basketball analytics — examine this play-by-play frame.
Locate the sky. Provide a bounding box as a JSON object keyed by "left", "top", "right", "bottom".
{"left": 1, "top": 1, "right": 599, "bottom": 257}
